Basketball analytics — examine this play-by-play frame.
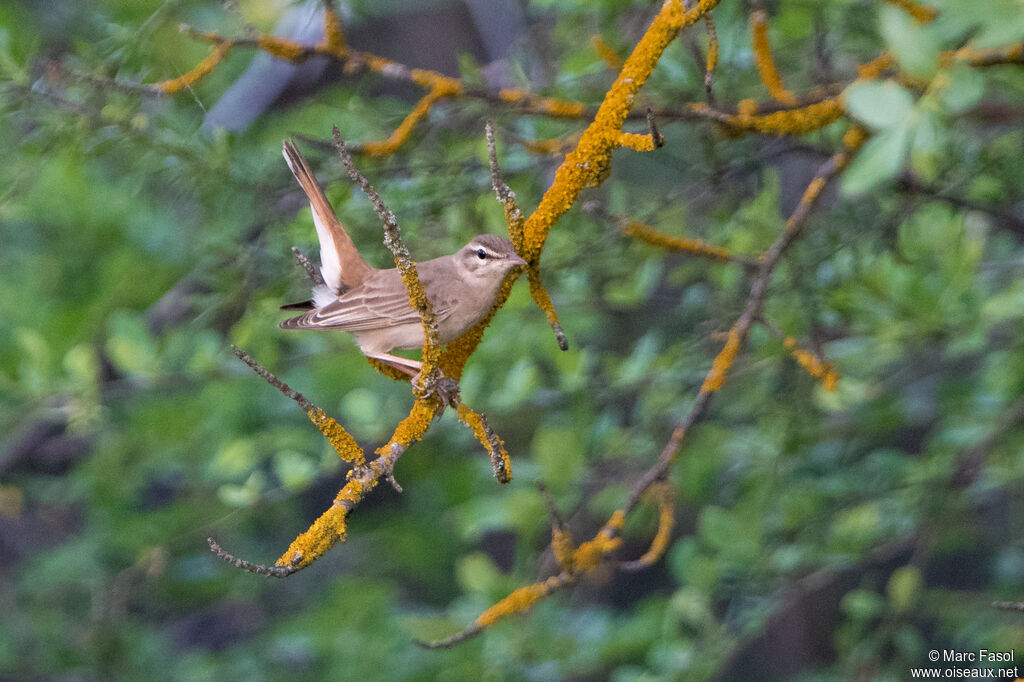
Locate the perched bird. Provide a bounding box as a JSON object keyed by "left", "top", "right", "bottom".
{"left": 279, "top": 140, "right": 526, "bottom": 377}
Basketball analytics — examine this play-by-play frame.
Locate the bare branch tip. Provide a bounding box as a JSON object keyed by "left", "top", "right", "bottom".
{"left": 645, "top": 108, "right": 665, "bottom": 148}
{"left": 207, "top": 536, "right": 298, "bottom": 578}
{"left": 412, "top": 625, "right": 483, "bottom": 649}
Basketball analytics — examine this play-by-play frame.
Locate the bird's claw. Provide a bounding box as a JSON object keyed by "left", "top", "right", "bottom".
{"left": 413, "top": 370, "right": 461, "bottom": 414}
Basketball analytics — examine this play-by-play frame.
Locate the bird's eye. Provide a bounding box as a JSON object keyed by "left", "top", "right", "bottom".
{"left": 476, "top": 248, "right": 487, "bottom": 259}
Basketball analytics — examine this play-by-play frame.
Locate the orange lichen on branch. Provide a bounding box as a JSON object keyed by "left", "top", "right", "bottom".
{"left": 362, "top": 86, "right": 458, "bottom": 157}
{"left": 704, "top": 12, "right": 719, "bottom": 97}
{"left": 843, "top": 124, "right": 869, "bottom": 150}
{"left": 320, "top": 6, "right": 347, "bottom": 54}
{"left": 472, "top": 510, "right": 625, "bottom": 631}
{"left": 497, "top": 89, "right": 586, "bottom": 118}
{"left": 857, "top": 54, "right": 895, "bottom": 80}
{"left": 274, "top": 477, "right": 365, "bottom": 570}
{"left": 485, "top": 122, "right": 568, "bottom": 351}
{"left": 307, "top": 407, "right": 366, "bottom": 466}
{"left": 520, "top": 0, "right": 722, "bottom": 260}
{"left": 783, "top": 337, "right": 840, "bottom": 391}
{"left": 749, "top": 10, "right": 798, "bottom": 106}
{"left": 550, "top": 524, "right": 576, "bottom": 571}
{"left": 883, "top": 0, "right": 939, "bottom": 23}
{"left": 570, "top": 513, "right": 624, "bottom": 573}
{"left": 622, "top": 219, "right": 735, "bottom": 263}
{"left": 476, "top": 575, "right": 570, "bottom": 628}
{"left": 617, "top": 132, "right": 658, "bottom": 152}
{"left": 379, "top": 400, "right": 439, "bottom": 455}
{"left": 156, "top": 41, "right": 233, "bottom": 94}
{"left": 526, "top": 267, "right": 569, "bottom": 350}
{"left": 256, "top": 35, "right": 310, "bottom": 62}
{"left": 701, "top": 327, "right": 742, "bottom": 393}
{"left": 591, "top": 35, "right": 623, "bottom": 70}
{"left": 705, "top": 13, "right": 719, "bottom": 74}
{"left": 687, "top": 97, "right": 844, "bottom": 136}
{"left": 952, "top": 42, "right": 1024, "bottom": 68}
{"left": 620, "top": 483, "right": 675, "bottom": 571}
{"left": 456, "top": 403, "right": 512, "bottom": 484}
{"left": 518, "top": 132, "right": 583, "bottom": 155}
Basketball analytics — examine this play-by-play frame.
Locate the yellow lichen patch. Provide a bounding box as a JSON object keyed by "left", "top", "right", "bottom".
{"left": 857, "top": 54, "right": 895, "bottom": 80}
{"left": 362, "top": 88, "right": 453, "bottom": 157}
{"left": 571, "top": 527, "right": 622, "bottom": 573}
{"left": 617, "top": 132, "right": 657, "bottom": 152}
{"left": 456, "top": 403, "right": 512, "bottom": 484}
{"left": 737, "top": 98, "right": 758, "bottom": 117}
{"left": 519, "top": 133, "right": 582, "bottom": 156}
{"left": 783, "top": 337, "right": 840, "bottom": 391}
{"left": 688, "top": 98, "right": 844, "bottom": 137}
{"left": 635, "top": 484, "right": 675, "bottom": 568}
{"left": 749, "top": 10, "right": 798, "bottom": 106}
{"left": 321, "top": 6, "right": 347, "bottom": 55}
{"left": 550, "top": 525, "right": 576, "bottom": 572}
{"left": 520, "top": 0, "right": 722, "bottom": 260}
{"left": 591, "top": 34, "right": 623, "bottom": 70}
{"left": 306, "top": 407, "right": 365, "bottom": 466}
{"left": 497, "top": 89, "right": 586, "bottom": 118}
{"left": 606, "top": 509, "right": 626, "bottom": 531}
{"left": 701, "top": 327, "right": 742, "bottom": 393}
{"left": 475, "top": 575, "right": 567, "bottom": 627}
{"left": 883, "top": 0, "right": 939, "bottom": 23}
{"left": 156, "top": 42, "right": 233, "bottom": 94}
{"left": 954, "top": 42, "right": 1024, "bottom": 68}
{"left": 256, "top": 36, "right": 309, "bottom": 63}
{"left": 379, "top": 400, "right": 440, "bottom": 455}
{"left": 409, "top": 69, "right": 462, "bottom": 95}
{"left": 526, "top": 267, "right": 566, "bottom": 345}
{"left": 622, "top": 219, "right": 733, "bottom": 263}
{"left": 275, "top": 478, "right": 369, "bottom": 568}
{"left": 843, "top": 125, "right": 869, "bottom": 149}
{"left": 704, "top": 13, "right": 719, "bottom": 74}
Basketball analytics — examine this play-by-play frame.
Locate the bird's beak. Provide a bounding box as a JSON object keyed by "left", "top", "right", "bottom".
{"left": 509, "top": 253, "right": 528, "bottom": 267}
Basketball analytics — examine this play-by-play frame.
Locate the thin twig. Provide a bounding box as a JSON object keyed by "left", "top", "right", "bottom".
{"left": 291, "top": 246, "right": 325, "bottom": 286}
{"left": 207, "top": 537, "right": 300, "bottom": 578}
{"left": 230, "top": 345, "right": 312, "bottom": 412}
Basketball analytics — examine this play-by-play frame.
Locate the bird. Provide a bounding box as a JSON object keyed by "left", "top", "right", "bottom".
{"left": 279, "top": 139, "right": 527, "bottom": 378}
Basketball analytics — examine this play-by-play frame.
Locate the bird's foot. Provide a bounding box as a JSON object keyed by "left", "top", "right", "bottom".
{"left": 413, "top": 369, "right": 461, "bottom": 413}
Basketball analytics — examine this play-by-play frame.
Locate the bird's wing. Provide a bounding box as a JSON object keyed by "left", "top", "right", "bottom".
{"left": 279, "top": 269, "right": 457, "bottom": 332}
{"left": 282, "top": 140, "right": 374, "bottom": 291}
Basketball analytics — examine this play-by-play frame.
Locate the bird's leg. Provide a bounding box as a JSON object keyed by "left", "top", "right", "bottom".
{"left": 363, "top": 352, "right": 460, "bottom": 410}
{"left": 364, "top": 351, "right": 421, "bottom": 377}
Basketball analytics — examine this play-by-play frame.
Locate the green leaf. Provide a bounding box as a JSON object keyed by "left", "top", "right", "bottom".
{"left": 887, "top": 565, "right": 922, "bottom": 613}
{"left": 941, "top": 64, "right": 985, "bottom": 113}
{"left": 841, "top": 124, "right": 911, "bottom": 195}
{"left": 844, "top": 80, "right": 915, "bottom": 130}
{"left": 879, "top": 5, "right": 941, "bottom": 79}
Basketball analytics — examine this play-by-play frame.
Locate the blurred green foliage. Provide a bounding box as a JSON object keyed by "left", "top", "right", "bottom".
{"left": 1, "top": 0, "right": 1023, "bottom": 680}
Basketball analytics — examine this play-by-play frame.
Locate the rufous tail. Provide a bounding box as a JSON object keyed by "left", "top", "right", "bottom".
{"left": 282, "top": 139, "right": 374, "bottom": 291}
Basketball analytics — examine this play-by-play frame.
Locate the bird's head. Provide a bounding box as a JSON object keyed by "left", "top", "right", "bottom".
{"left": 456, "top": 234, "right": 528, "bottom": 285}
